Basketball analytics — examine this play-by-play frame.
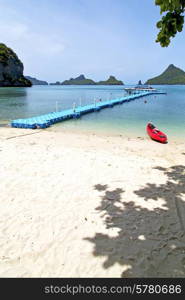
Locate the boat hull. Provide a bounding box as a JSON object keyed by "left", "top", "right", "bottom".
{"left": 146, "top": 123, "right": 167, "bottom": 143}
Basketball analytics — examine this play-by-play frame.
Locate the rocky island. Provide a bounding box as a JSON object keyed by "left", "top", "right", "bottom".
{"left": 50, "top": 81, "right": 61, "bottom": 86}
{"left": 0, "top": 43, "right": 32, "bottom": 87}
{"left": 96, "top": 75, "right": 123, "bottom": 85}
{"left": 25, "top": 76, "right": 48, "bottom": 85}
{"left": 61, "top": 74, "right": 95, "bottom": 85}
{"left": 50, "top": 74, "right": 124, "bottom": 85}
{"left": 145, "top": 64, "right": 185, "bottom": 85}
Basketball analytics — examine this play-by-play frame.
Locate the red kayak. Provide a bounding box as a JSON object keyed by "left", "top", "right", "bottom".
{"left": 146, "top": 123, "right": 167, "bottom": 143}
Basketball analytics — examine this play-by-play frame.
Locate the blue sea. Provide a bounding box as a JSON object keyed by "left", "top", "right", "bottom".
{"left": 0, "top": 85, "right": 184, "bottom": 140}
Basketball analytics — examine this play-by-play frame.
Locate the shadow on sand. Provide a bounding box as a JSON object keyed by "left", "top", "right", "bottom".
{"left": 85, "top": 165, "right": 185, "bottom": 277}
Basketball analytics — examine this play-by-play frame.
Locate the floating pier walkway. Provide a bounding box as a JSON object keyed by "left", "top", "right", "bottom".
{"left": 11, "top": 91, "right": 166, "bottom": 129}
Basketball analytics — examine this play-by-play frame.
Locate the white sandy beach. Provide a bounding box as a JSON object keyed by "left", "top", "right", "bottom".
{"left": 0, "top": 127, "right": 185, "bottom": 277}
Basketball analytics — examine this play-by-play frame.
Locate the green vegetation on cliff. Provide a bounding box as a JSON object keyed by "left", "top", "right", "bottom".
{"left": 145, "top": 64, "right": 185, "bottom": 85}
{"left": 0, "top": 43, "right": 32, "bottom": 87}
{"left": 0, "top": 43, "right": 21, "bottom": 66}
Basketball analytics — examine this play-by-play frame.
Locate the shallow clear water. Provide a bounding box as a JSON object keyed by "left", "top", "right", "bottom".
{"left": 0, "top": 85, "right": 185, "bottom": 140}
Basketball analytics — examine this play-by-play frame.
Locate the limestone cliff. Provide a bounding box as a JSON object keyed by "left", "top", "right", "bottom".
{"left": 0, "top": 43, "right": 32, "bottom": 87}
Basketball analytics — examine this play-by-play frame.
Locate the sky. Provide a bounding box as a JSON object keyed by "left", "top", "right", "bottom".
{"left": 0, "top": 0, "right": 185, "bottom": 84}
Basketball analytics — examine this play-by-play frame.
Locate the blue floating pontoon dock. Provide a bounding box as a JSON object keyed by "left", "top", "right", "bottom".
{"left": 11, "top": 91, "right": 166, "bottom": 129}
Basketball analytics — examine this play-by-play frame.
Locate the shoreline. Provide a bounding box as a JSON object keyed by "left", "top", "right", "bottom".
{"left": 1, "top": 121, "right": 184, "bottom": 143}
{"left": 48, "top": 124, "right": 185, "bottom": 143}
{"left": 0, "top": 127, "right": 185, "bottom": 277}
{"left": 1, "top": 125, "right": 185, "bottom": 147}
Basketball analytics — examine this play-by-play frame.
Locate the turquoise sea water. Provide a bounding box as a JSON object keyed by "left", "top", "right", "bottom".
{"left": 0, "top": 85, "right": 184, "bottom": 140}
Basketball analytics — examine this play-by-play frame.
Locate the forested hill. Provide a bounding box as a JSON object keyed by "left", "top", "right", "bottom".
{"left": 146, "top": 64, "right": 185, "bottom": 85}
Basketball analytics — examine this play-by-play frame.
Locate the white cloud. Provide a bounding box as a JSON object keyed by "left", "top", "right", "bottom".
{"left": 0, "top": 21, "right": 65, "bottom": 56}
{"left": 0, "top": 23, "right": 27, "bottom": 41}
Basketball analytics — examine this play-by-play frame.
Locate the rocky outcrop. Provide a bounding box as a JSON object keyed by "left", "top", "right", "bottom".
{"left": 25, "top": 76, "right": 48, "bottom": 85}
{"left": 0, "top": 43, "right": 32, "bottom": 87}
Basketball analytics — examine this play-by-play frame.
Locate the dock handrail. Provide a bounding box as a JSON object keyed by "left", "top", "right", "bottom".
{"left": 11, "top": 90, "right": 166, "bottom": 129}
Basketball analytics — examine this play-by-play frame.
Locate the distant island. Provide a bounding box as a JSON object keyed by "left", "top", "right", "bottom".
{"left": 138, "top": 80, "right": 142, "bottom": 85}
{"left": 145, "top": 64, "right": 185, "bottom": 85}
{"left": 0, "top": 43, "right": 32, "bottom": 87}
{"left": 50, "top": 75, "right": 124, "bottom": 85}
{"left": 61, "top": 74, "right": 95, "bottom": 85}
{"left": 25, "top": 76, "right": 48, "bottom": 85}
{"left": 96, "top": 75, "right": 123, "bottom": 85}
